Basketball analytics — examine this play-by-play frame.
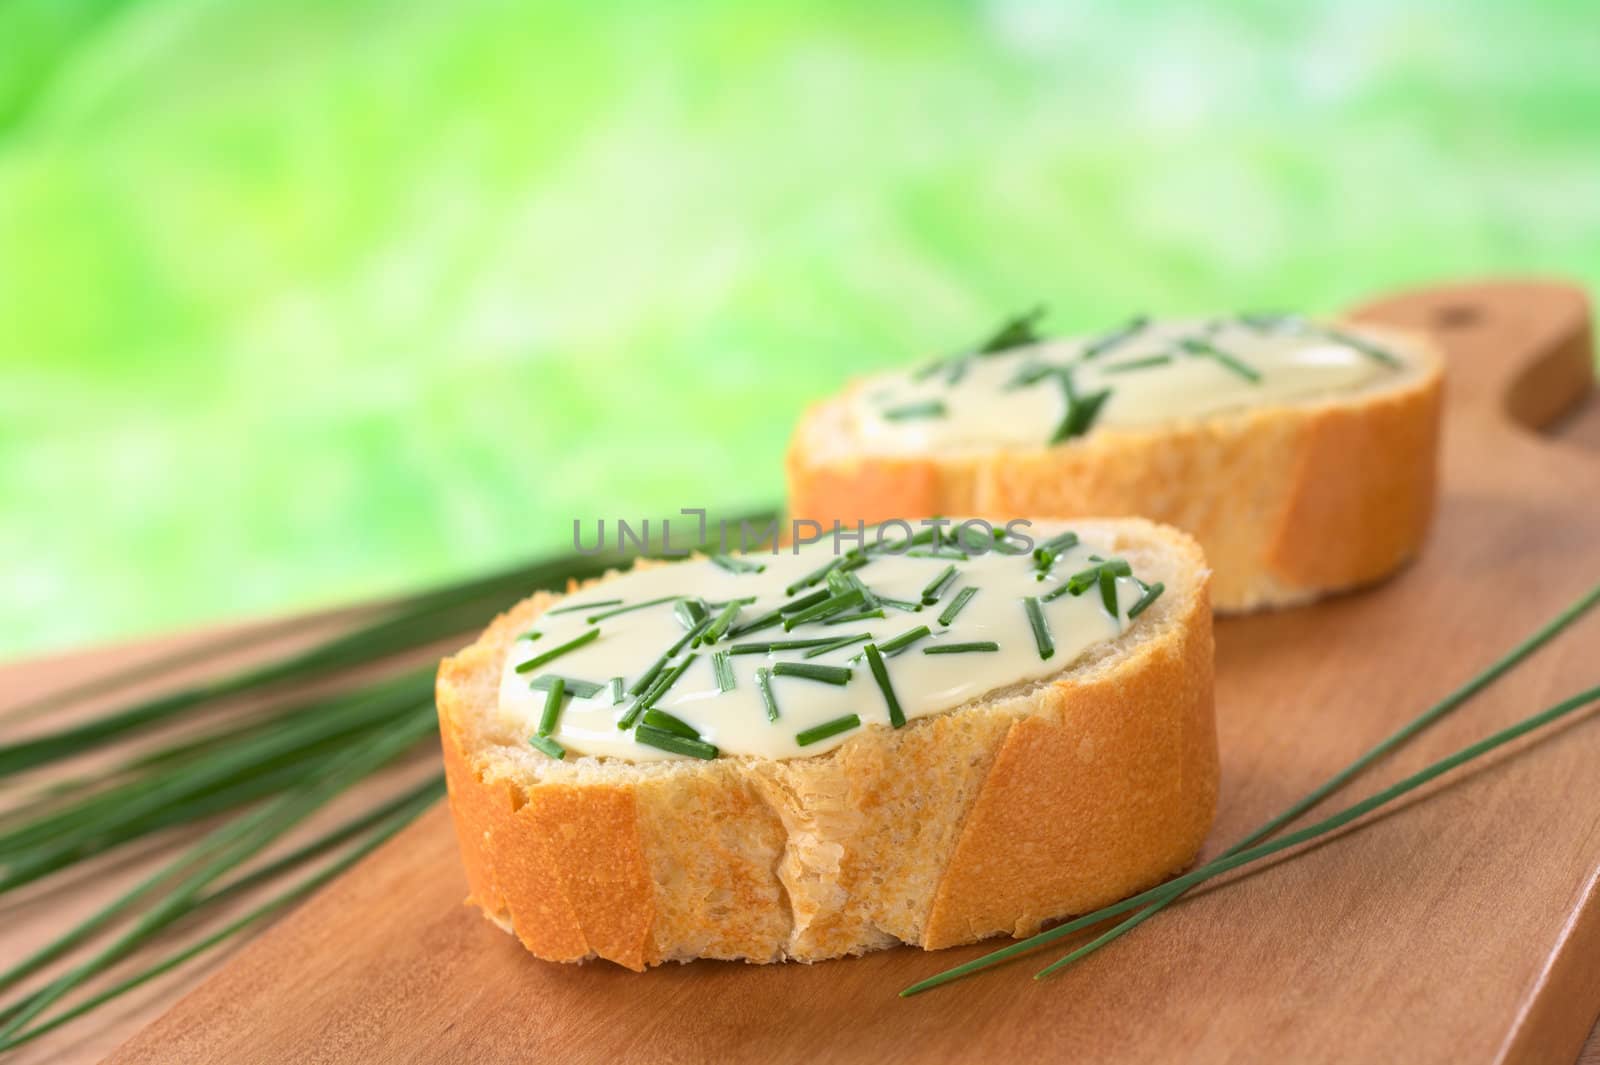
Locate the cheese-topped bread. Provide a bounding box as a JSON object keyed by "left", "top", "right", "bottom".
{"left": 786, "top": 313, "right": 1443, "bottom": 612}
{"left": 437, "top": 517, "right": 1216, "bottom": 969}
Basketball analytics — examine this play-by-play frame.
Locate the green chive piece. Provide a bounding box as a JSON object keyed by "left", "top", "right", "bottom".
{"left": 923, "top": 642, "right": 1000, "bottom": 654}
{"left": 854, "top": 624, "right": 931, "bottom": 662}
{"left": 710, "top": 553, "right": 766, "bottom": 575}
{"left": 726, "top": 607, "right": 784, "bottom": 639}
{"left": 585, "top": 595, "right": 681, "bottom": 623}
{"left": 1080, "top": 314, "right": 1149, "bottom": 359}
{"left": 824, "top": 608, "right": 885, "bottom": 625}
{"left": 634, "top": 725, "right": 718, "bottom": 760}
{"left": 545, "top": 598, "right": 621, "bottom": 616}
{"left": 863, "top": 644, "right": 905, "bottom": 729}
{"left": 1034, "top": 531, "right": 1080, "bottom": 561}
{"left": 796, "top": 714, "right": 863, "bottom": 747}
{"left": 1128, "top": 581, "right": 1166, "bottom": 619}
{"left": 1322, "top": 326, "right": 1404, "bottom": 368}
{"left": 629, "top": 619, "right": 709, "bottom": 695}
{"left": 514, "top": 628, "right": 600, "bottom": 674}
{"left": 1099, "top": 569, "right": 1121, "bottom": 619}
{"left": 1024, "top": 597, "right": 1054, "bottom": 660}
{"left": 977, "top": 305, "right": 1047, "bottom": 355}
{"left": 803, "top": 633, "right": 873, "bottom": 659}
{"left": 756, "top": 667, "right": 779, "bottom": 722}
{"left": 1050, "top": 373, "right": 1112, "bottom": 444}
{"left": 781, "top": 589, "right": 831, "bottom": 614}
{"left": 700, "top": 600, "right": 742, "bottom": 644}
{"left": 674, "top": 598, "right": 708, "bottom": 630}
{"left": 882, "top": 400, "right": 948, "bottom": 421}
{"left": 938, "top": 587, "right": 978, "bottom": 626}
{"left": 920, "top": 564, "right": 958, "bottom": 605}
{"left": 1101, "top": 353, "right": 1173, "bottom": 374}
{"left": 528, "top": 734, "right": 566, "bottom": 760}
{"left": 905, "top": 548, "right": 968, "bottom": 561}
{"left": 619, "top": 654, "right": 697, "bottom": 729}
{"left": 1003, "top": 360, "right": 1057, "bottom": 391}
{"left": 641, "top": 709, "right": 701, "bottom": 739}
{"left": 536, "top": 678, "right": 566, "bottom": 737}
{"left": 785, "top": 557, "right": 843, "bottom": 596}
{"left": 519, "top": 630, "right": 542, "bottom": 641}
{"left": 878, "top": 595, "right": 924, "bottom": 613}
{"left": 712, "top": 651, "right": 736, "bottom": 692}
{"left": 784, "top": 588, "right": 865, "bottom": 630}
{"left": 528, "top": 674, "right": 604, "bottom": 699}
{"left": 1180, "top": 336, "right": 1261, "bottom": 382}
{"left": 771, "top": 662, "right": 852, "bottom": 686}
{"left": 730, "top": 637, "right": 842, "bottom": 654}
{"left": 609, "top": 677, "right": 625, "bottom": 705}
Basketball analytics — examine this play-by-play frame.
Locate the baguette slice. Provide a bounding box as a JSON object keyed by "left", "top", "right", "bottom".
{"left": 786, "top": 319, "right": 1444, "bottom": 612}
{"left": 437, "top": 518, "right": 1216, "bottom": 970}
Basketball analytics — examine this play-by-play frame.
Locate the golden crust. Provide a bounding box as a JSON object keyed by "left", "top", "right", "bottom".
{"left": 784, "top": 324, "right": 1444, "bottom": 612}
{"left": 437, "top": 519, "right": 1217, "bottom": 969}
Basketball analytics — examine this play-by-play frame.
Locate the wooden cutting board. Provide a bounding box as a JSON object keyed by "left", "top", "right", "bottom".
{"left": 105, "top": 280, "right": 1600, "bottom": 1065}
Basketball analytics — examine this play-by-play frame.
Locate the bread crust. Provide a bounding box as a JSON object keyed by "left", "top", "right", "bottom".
{"left": 437, "top": 520, "right": 1217, "bottom": 969}
{"left": 785, "top": 324, "right": 1444, "bottom": 612}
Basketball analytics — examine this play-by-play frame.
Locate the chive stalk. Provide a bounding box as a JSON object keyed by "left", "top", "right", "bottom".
{"left": 1024, "top": 597, "right": 1053, "bottom": 660}
{"left": 634, "top": 726, "right": 718, "bottom": 760}
{"left": 920, "top": 564, "right": 958, "bottom": 605}
{"left": 755, "top": 668, "right": 779, "bottom": 722}
{"left": 536, "top": 678, "right": 566, "bottom": 737}
{"left": 923, "top": 642, "right": 1000, "bottom": 654}
{"left": 937, "top": 587, "right": 978, "bottom": 626}
{"left": 712, "top": 651, "right": 736, "bottom": 692}
{"left": 771, "top": 662, "right": 853, "bottom": 686}
{"left": 513, "top": 628, "right": 600, "bottom": 674}
{"left": 863, "top": 644, "right": 905, "bottom": 729}
{"left": 795, "top": 715, "right": 863, "bottom": 747}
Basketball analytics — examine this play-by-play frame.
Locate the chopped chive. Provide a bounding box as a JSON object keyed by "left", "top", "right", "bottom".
{"left": 1180, "top": 337, "right": 1261, "bottom": 382}
{"left": 1323, "top": 326, "right": 1404, "bottom": 368}
{"left": 756, "top": 667, "right": 779, "bottom": 721}
{"left": 674, "top": 598, "right": 709, "bottom": 630}
{"left": 920, "top": 564, "right": 958, "bottom": 605}
{"left": 730, "top": 636, "right": 844, "bottom": 654}
{"left": 514, "top": 628, "right": 600, "bottom": 674}
{"left": 977, "top": 305, "right": 1047, "bottom": 355}
{"left": 528, "top": 674, "right": 605, "bottom": 699}
{"left": 608, "top": 677, "right": 624, "bottom": 705}
{"left": 629, "top": 619, "right": 710, "bottom": 695}
{"left": 545, "top": 598, "right": 621, "bottom": 616}
{"left": 586, "top": 595, "right": 680, "bottom": 623}
{"left": 784, "top": 588, "right": 865, "bottom": 630}
{"left": 825, "top": 608, "right": 885, "bottom": 625}
{"left": 1101, "top": 353, "right": 1173, "bottom": 374}
{"left": 536, "top": 678, "right": 566, "bottom": 737}
{"left": 785, "top": 557, "right": 843, "bottom": 596}
{"left": 923, "top": 642, "right": 1000, "bottom": 654}
{"left": 1040, "top": 581, "right": 1074, "bottom": 603}
{"left": 706, "top": 595, "right": 758, "bottom": 609}
{"left": 712, "top": 650, "right": 736, "bottom": 692}
{"left": 1003, "top": 360, "right": 1058, "bottom": 391}
{"left": 700, "top": 600, "right": 742, "bottom": 644}
{"left": 772, "top": 662, "right": 853, "bottom": 686}
{"left": 938, "top": 586, "right": 978, "bottom": 626}
{"left": 906, "top": 548, "right": 969, "bottom": 561}
{"left": 781, "top": 589, "right": 832, "bottom": 614}
{"left": 641, "top": 709, "right": 700, "bottom": 739}
{"left": 519, "top": 630, "right": 542, "bottom": 642}
{"left": 796, "top": 714, "right": 863, "bottom": 747}
{"left": 854, "top": 624, "right": 931, "bottom": 662}
{"left": 863, "top": 644, "right": 905, "bottom": 728}
{"left": 1024, "top": 597, "right": 1053, "bottom": 660}
{"left": 710, "top": 553, "right": 766, "bottom": 575}
{"left": 1034, "top": 531, "right": 1080, "bottom": 559}
{"left": 528, "top": 735, "right": 566, "bottom": 760}
{"left": 726, "top": 606, "right": 784, "bottom": 640}
{"left": 634, "top": 725, "right": 719, "bottom": 760}
{"left": 1080, "top": 314, "right": 1149, "bottom": 359}
{"left": 878, "top": 596, "right": 924, "bottom": 613}
{"left": 803, "top": 632, "right": 873, "bottom": 659}
{"left": 1099, "top": 568, "right": 1121, "bottom": 619}
{"left": 621, "top": 652, "right": 699, "bottom": 727}
{"left": 883, "top": 400, "right": 948, "bottom": 421}
{"left": 1128, "top": 581, "right": 1166, "bottom": 619}
{"left": 1050, "top": 374, "right": 1113, "bottom": 444}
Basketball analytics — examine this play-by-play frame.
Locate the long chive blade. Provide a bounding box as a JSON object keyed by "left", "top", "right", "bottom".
{"left": 1024, "top": 597, "right": 1053, "bottom": 660}
{"left": 710, "top": 553, "right": 766, "bottom": 575}
{"left": 795, "top": 714, "right": 863, "bottom": 747}
{"left": 1180, "top": 336, "right": 1261, "bottom": 382}
{"left": 634, "top": 725, "right": 719, "bottom": 760}
{"left": 585, "top": 595, "right": 682, "bottom": 623}
{"left": 922, "top": 642, "right": 1000, "bottom": 654}
{"left": 920, "top": 564, "right": 958, "bottom": 605}
{"left": 784, "top": 588, "right": 865, "bottom": 630}
{"left": 1098, "top": 569, "right": 1120, "bottom": 620}
{"left": 545, "top": 598, "right": 621, "bottom": 616}
{"left": 901, "top": 580, "right": 1600, "bottom": 997}
{"left": 1079, "top": 314, "right": 1149, "bottom": 360}
{"left": 536, "top": 678, "right": 566, "bottom": 737}
{"left": 527, "top": 674, "right": 604, "bottom": 699}
{"left": 803, "top": 633, "right": 873, "bottom": 659}
{"left": 882, "top": 401, "right": 947, "bottom": 421}
{"left": 771, "top": 662, "right": 853, "bottom": 686}
{"left": 1128, "top": 582, "right": 1165, "bottom": 619}
{"left": 640, "top": 709, "right": 700, "bottom": 739}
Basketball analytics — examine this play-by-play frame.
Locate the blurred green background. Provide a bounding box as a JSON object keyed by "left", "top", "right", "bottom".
{"left": 3, "top": 0, "right": 1597, "bottom": 656}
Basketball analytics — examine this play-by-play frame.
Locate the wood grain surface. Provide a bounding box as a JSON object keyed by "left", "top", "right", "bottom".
{"left": 8, "top": 279, "right": 1600, "bottom": 1064}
